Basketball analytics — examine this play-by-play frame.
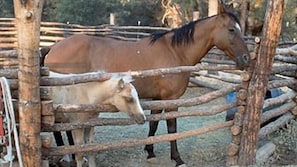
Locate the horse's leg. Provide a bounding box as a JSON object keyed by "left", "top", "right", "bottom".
{"left": 72, "top": 129, "right": 84, "bottom": 167}
{"left": 53, "top": 131, "right": 72, "bottom": 162}
{"left": 53, "top": 131, "right": 64, "bottom": 146}
{"left": 166, "top": 108, "right": 185, "bottom": 167}
{"left": 85, "top": 127, "right": 96, "bottom": 167}
{"left": 144, "top": 109, "right": 162, "bottom": 160}
{"left": 66, "top": 130, "right": 74, "bottom": 145}
{"left": 66, "top": 130, "right": 75, "bottom": 160}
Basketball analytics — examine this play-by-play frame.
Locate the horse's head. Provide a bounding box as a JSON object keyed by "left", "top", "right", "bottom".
{"left": 112, "top": 76, "right": 146, "bottom": 124}
{"left": 212, "top": 3, "right": 250, "bottom": 70}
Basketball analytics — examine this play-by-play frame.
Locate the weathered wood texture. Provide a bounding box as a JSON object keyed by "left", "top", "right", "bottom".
{"left": 276, "top": 44, "right": 297, "bottom": 56}
{"left": 0, "top": 18, "right": 170, "bottom": 49}
{"left": 239, "top": 0, "right": 249, "bottom": 34}
{"left": 39, "top": 65, "right": 238, "bottom": 86}
{"left": 238, "top": 0, "right": 287, "bottom": 165}
{"left": 42, "top": 102, "right": 236, "bottom": 132}
{"left": 261, "top": 101, "right": 296, "bottom": 126}
{"left": 13, "top": 0, "right": 44, "bottom": 166}
{"left": 263, "top": 91, "right": 296, "bottom": 109}
{"left": 42, "top": 121, "right": 233, "bottom": 156}
{"left": 259, "top": 112, "right": 295, "bottom": 139}
{"left": 256, "top": 142, "right": 276, "bottom": 164}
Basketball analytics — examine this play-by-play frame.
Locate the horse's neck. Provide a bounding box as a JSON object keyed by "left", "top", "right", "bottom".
{"left": 171, "top": 19, "right": 215, "bottom": 66}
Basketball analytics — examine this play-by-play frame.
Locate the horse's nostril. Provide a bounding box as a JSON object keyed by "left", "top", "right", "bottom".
{"left": 243, "top": 54, "right": 249, "bottom": 62}
{"left": 137, "top": 118, "right": 145, "bottom": 124}
{"left": 135, "top": 114, "right": 146, "bottom": 124}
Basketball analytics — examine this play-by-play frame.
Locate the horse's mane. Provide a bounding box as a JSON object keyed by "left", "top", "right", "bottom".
{"left": 150, "top": 12, "right": 240, "bottom": 46}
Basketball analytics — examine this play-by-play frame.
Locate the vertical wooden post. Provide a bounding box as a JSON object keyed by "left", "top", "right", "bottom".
{"left": 238, "top": 0, "right": 286, "bottom": 165}
{"left": 110, "top": 13, "right": 115, "bottom": 25}
{"left": 13, "top": 0, "right": 44, "bottom": 166}
{"left": 208, "top": 0, "right": 218, "bottom": 17}
{"left": 239, "top": 0, "right": 248, "bottom": 35}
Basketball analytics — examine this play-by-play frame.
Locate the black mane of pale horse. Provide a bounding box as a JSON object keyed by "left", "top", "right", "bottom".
{"left": 150, "top": 12, "right": 241, "bottom": 46}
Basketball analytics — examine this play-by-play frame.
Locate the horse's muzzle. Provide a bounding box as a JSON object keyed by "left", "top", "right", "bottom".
{"left": 135, "top": 114, "right": 146, "bottom": 124}
{"left": 237, "top": 53, "right": 250, "bottom": 70}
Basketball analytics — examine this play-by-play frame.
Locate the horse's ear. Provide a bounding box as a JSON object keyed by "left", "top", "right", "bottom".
{"left": 122, "top": 75, "right": 134, "bottom": 83}
{"left": 117, "top": 78, "right": 125, "bottom": 91}
{"left": 218, "top": 0, "right": 226, "bottom": 14}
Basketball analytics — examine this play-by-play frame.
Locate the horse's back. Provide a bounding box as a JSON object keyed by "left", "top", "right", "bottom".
{"left": 45, "top": 34, "right": 95, "bottom": 73}
{"left": 45, "top": 34, "right": 177, "bottom": 73}
{"left": 45, "top": 34, "right": 139, "bottom": 73}
{"left": 52, "top": 82, "right": 93, "bottom": 104}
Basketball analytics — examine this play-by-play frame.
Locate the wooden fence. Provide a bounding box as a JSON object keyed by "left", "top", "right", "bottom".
{"left": 0, "top": 44, "right": 296, "bottom": 166}
{"left": 0, "top": 19, "right": 297, "bottom": 166}
{"left": 0, "top": 18, "right": 170, "bottom": 49}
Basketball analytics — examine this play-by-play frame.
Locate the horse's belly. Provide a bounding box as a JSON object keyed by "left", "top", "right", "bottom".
{"left": 133, "top": 74, "right": 189, "bottom": 100}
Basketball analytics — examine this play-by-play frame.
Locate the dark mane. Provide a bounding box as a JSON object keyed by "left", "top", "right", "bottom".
{"left": 150, "top": 20, "right": 197, "bottom": 46}
{"left": 150, "top": 12, "right": 240, "bottom": 46}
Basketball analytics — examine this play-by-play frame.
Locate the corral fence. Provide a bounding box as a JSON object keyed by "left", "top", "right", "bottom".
{"left": 0, "top": 19, "right": 297, "bottom": 166}
{"left": 0, "top": 17, "right": 170, "bottom": 49}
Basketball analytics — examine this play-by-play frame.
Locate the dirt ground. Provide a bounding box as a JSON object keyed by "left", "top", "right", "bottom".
{"left": 50, "top": 87, "right": 297, "bottom": 167}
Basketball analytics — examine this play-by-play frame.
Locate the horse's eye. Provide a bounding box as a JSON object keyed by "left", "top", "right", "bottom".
{"left": 228, "top": 27, "right": 235, "bottom": 33}
{"left": 125, "top": 96, "right": 134, "bottom": 103}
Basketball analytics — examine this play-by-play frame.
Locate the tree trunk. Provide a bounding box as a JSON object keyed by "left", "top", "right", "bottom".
{"left": 13, "top": 0, "right": 44, "bottom": 166}
{"left": 238, "top": 0, "right": 286, "bottom": 165}
{"left": 208, "top": 0, "right": 218, "bottom": 16}
{"left": 240, "top": 0, "right": 248, "bottom": 35}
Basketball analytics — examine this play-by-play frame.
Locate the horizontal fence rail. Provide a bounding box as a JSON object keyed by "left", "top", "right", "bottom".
{"left": 42, "top": 121, "right": 234, "bottom": 156}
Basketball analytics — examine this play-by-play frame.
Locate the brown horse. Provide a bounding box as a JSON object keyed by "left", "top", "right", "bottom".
{"left": 41, "top": 4, "right": 249, "bottom": 167}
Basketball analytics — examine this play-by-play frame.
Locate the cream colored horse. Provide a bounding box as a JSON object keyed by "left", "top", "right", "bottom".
{"left": 50, "top": 71, "right": 146, "bottom": 167}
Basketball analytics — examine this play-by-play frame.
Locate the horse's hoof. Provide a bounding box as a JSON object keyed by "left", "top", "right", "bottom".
{"left": 177, "top": 164, "right": 187, "bottom": 167}
{"left": 147, "top": 157, "right": 159, "bottom": 164}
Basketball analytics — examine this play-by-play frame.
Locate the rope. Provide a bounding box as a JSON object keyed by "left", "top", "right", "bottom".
{"left": 0, "top": 87, "right": 6, "bottom": 145}
{"left": 0, "top": 77, "right": 23, "bottom": 167}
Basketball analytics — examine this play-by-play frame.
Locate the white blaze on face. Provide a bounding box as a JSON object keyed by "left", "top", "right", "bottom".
{"left": 131, "top": 87, "right": 145, "bottom": 115}
{"left": 131, "top": 88, "right": 140, "bottom": 105}
{"left": 235, "top": 22, "right": 241, "bottom": 33}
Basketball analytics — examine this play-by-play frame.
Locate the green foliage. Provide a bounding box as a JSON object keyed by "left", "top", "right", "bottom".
{"left": 43, "top": 0, "right": 162, "bottom": 26}
{"left": 42, "top": 0, "right": 57, "bottom": 22}
{"left": 47, "top": 0, "right": 121, "bottom": 25}
{"left": 0, "top": 0, "right": 14, "bottom": 17}
{"left": 116, "top": 0, "right": 162, "bottom": 26}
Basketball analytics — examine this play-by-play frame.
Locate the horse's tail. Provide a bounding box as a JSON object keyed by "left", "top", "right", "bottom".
{"left": 39, "top": 46, "right": 52, "bottom": 67}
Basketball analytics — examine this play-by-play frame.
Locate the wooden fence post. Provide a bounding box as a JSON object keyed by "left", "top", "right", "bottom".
{"left": 13, "top": 0, "right": 44, "bottom": 166}
{"left": 238, "top": 0, "right": 286, "bottom": 165}
{"left": 110, "top": 13, "right": 115, "bottom": 25}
